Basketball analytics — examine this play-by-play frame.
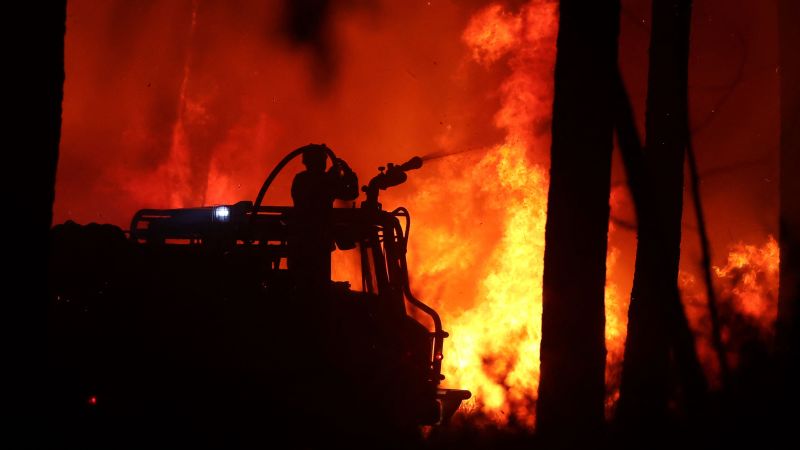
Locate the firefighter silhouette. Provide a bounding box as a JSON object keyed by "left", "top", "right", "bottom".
{"left": 288, "top": 144, "right": 358, "bottom": 289}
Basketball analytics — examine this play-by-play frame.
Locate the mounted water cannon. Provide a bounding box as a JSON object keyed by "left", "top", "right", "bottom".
{"left": 362, "top": 156, "right": 423, "bottom": 210}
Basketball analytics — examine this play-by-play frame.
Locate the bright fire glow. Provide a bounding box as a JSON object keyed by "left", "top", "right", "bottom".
{"left": 713, "top": 235, "right": 780, "bottom": 329}
{"left": 56, "top": 0, "right": 780, "bottom": 431}
{"left": 680, "top": 236, "right": 780, "bottom": 386}
{"left": 395, "top": 1, "right": 628, "bottom": 427}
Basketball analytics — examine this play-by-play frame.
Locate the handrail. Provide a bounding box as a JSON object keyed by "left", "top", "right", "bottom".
{"left": 392, "top": 219, "right": 446, "bottom": 382}
{"left": 391, "top": 207, "right": 410, "bottom": 247}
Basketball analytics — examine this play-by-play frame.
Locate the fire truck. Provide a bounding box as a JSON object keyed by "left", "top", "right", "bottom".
{"left": 48, "top": 146, "right": 470, "bottom": 444}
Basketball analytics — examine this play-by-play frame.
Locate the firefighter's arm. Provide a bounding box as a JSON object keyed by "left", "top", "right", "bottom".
{"left": 329, "top": 158, "right": 359, "bottom": 201}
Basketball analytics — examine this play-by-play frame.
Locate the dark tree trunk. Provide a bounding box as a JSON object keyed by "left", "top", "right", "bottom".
{"left": 777, "top": 0, "right": 800, "bottom": 424}
{"left": 616, "top": 0, "right": 705, "bottom": 431}
{"left": 9, "top": 1, "right": 66, "bottom": 446}
{"left": 613, "top": 72, "right": 646, "bottom": 220}
{"left": 537, "top": 1, "right": 620, "bottom": 442}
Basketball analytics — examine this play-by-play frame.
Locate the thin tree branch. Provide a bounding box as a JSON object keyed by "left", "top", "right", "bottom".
{"left": 686, "top": 137, "right": 731, "bottom": 389}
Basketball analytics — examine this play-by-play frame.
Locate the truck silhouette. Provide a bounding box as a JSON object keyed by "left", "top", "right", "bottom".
{"left": 48, "top": 146, "right": 470, "bottom": 446}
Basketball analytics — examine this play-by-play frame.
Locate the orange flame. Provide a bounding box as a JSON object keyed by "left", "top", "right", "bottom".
{"left": 713, "top": 235, "right": 780, "bottom": 330}
{"left": 391, "top": 1, "right": 628, "bottom": 427}
{"left": 64, "top": 0, "right": 792, "bottom": 429}
{"left": 409, "top": 2, "right": 554, "bottom": 427}
{"left": 680, "top": 236, "right": 780, "bottom": 386}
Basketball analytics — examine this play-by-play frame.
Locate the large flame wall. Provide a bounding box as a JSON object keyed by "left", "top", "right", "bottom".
{"left": 56, "top": 0, "right": 781, "bottom": 428}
